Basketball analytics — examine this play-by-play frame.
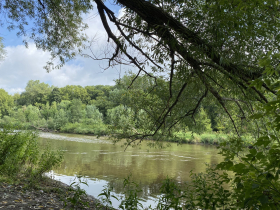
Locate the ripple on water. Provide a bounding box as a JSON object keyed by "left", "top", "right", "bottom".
{"left": 92, "top": 150, "right": 108, "bottom": 151}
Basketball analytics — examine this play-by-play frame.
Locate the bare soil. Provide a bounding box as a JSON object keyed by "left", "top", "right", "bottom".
{"left": 0, "top": 178, "right": 109, "bottom": 210}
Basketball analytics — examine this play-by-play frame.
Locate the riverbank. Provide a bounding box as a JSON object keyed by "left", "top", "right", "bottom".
{"left": 3, "top": 123, "right": 255, "bottom": 146}
{"left": 0, "top": 176, "right": 112, "bottom": 210}
{"left": 42, "top": 128, "right": 255, "bottom": 146}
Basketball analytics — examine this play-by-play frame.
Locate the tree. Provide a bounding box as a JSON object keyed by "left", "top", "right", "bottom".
{"left": 19, "top": 80, "right": 53, "bottom": 106}
{"left": 107, "top": 105, "right": 136, "bottom": 133}
{"left": 12, "top": 93, "right": 21, "bottom": 106}
{"left": 25, "top": 105, "right": 41, "bottom": 123}
{"left": 0, "top": 89, "right": 14, "bottom": 118}
{"left": 69, "top": 98, "right": 85, "bottom": 123}
{"left": 53, "top": 109, "right": 69, "bottom": 129}
{"left": 193, "top": 108, "right": 212, "bottom": 134}
{"left": 49, "top": 87, "right": 62, "bottom": 104}
{"left": 84, "top": 105, "right": 103, "bottom": 124}
{"left": 85, "top": 86, "right": 100, "bottom": 100}
{"left": 40, "top": 102, "right": 58, "bottom": 120}
{"left": 60, "top": 85, "right": 90, "bottom": 104}
{"left": 89, "top": 0, "right": 279, "bottom": 141}
{"left": 11, "top": 108, "right": 26, "bottom": 124}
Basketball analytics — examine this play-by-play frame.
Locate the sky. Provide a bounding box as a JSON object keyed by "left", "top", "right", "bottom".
{"left": 0, "top": 1, "right": 130, "bottom": 95}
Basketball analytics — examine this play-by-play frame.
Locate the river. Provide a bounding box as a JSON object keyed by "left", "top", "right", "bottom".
{"left": 39, "top": 132, "right": 223, "bottom": 208}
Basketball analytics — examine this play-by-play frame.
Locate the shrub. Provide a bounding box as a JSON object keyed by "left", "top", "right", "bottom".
{"left": 0, "top": 126, "right": 63, "bottom": 183}
{"left": 60, "top": 122, "right": 109, "bottom": 136}
{"left": 60, "top": 122, "right": 80, "bottom": 133}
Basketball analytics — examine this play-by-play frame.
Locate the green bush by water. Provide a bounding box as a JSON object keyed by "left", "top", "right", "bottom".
{"left": 0, "top": 126, "right": 63, "bottom": 183}
{"left": 60, "top": 122, "right": 108, "bottom": 136}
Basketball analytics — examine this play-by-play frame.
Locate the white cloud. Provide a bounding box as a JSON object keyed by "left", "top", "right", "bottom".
{"left": 118, "top": 8, "right": 126, "bottom": 19}
{"left": 0, "top": 7, "right": 132, "bottom": 95}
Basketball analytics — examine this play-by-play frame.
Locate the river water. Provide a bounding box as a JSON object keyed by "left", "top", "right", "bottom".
{"left": 39, "top": 132, "right": 222, "bottom": 208}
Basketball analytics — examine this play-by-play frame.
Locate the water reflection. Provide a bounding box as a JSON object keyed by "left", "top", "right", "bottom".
{"left": 39, "top": 132, "right": 222, "bottom": 208}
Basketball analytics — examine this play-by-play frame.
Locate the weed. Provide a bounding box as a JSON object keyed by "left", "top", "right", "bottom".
{"left": 63, "top": 175, "right": 90, "bottom": 209}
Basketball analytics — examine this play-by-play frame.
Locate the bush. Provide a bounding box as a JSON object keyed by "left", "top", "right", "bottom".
{"left": 60, "top": 122, "right": 109, "bottom": 136}
{"left": 60, "top": 122, "right": 80, "bottom": 133}
{"left": 0, "top": 126, "right": 63, "bottom": 183}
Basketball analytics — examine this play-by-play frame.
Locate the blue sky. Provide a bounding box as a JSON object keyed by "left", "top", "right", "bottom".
{"left": 0, "top": 1, "right": 128, "bottom": 95}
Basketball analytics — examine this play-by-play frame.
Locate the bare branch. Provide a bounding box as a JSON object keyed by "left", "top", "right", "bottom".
{"left": 195, "top": 69, "right": 240, "bottom": 137}
{"left": 168, "top": 89, "right": 208, "bottom": 131}
{"left": 37, "top": 0, "right": 45, "bottom": 9}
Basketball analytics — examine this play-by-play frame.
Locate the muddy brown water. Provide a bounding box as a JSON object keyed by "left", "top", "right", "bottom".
{"left": 39, "top": 132, "right": 223, "bottom": 208}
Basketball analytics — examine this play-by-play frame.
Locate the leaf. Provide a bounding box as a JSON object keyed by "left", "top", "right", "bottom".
{"left": 111, "top": 195, "right": 119, "bottom": 201}
{"left": 249, "top": 113, "right": 263, "bottom": 119}
{"left": 249, "top": 148, "right": 257, "bottom": 155}
{"left": 255, "top": 137, "right": 270, "bottom": 147}
{"left": 216, "top": 161, "right": 233, "bottom": 170}
{"left": 232, "top": 163, "right": 247, "bottom": 173}
{"left": 266, "top": 173, "right": 274, "bottom": 180}
{"left": 252, "top": 183, "right": 259, "bottom": 189}
{"left": 258, "top": 195, "right": 269, "bottom": 205}
{"left": 237, "top": 182, "right": 244, "bottom": 189}
{"left": 243, "top": 197, "right": 252, "bottom": 207}
{"left": 256, "top": 152, "right": 265, "bottom": 160}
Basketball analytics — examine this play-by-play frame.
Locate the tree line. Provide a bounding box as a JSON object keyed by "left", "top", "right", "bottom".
{"left": 0, "top": 75, "right": 255, "bottom": 139}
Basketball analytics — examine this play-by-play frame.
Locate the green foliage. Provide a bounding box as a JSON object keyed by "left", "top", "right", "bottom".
{"left": 184, "top": 167, "right": 232, "bottom": 209}
{"left": 217, "top": 136, "right": 280, "bottom": 209}
{"left": 0, "top": 128, "right": 37, "bottom": 177}
{"left": 60, "top": 85, "right": 90, "bottom": 104}
{"left": 0, "top": 0, "right": 92, "bottom": 70}
{"left": 69, "top": 98, "right": 86, "bottom": 123}
{"left": 156, "top": 177, "right": 186, "bottom": 210}
{"left": 31, "top": 144, "right": 63, "bottom": 180}
{"left": 57, "top": 100, "right": 72, "bottom": 110}
{"left": 1, "top": 1, "right": 280, "bottom": 209}
{"left": 89, "top": 86, "right": 115, "bottom": 119}
{"left": 53, "top": 108, "right": 69, "bottom": 129}
{"left": 215, "top": 68, "right": 280, "bottom": 209}
{"left": 192, "top": 108, "right": 212, "bottom": 134}
{"left": 41, "top": 102, "right": 58, "bottom": 120}
{"left": 63, "top": 175, "right": 89, "bottom": 210}
{"left": 118, "top": 176, "right": 144, "bottom": 210}
{"left": 84, "top": 105, "right": 103, "bottom": 124}
{"left": 98, "top": 175, "right": 144, "bottom": 210}
{"left": 107, "top": 105, "right": 136, "bottom": 134}
{"left": 0, "top": 88, "right": 14, "bottom": 117}
{"left": 25, "top": 105, "right": 41, "bottom": 122}
{"left": 60, "top": 122, "right": 108, "bottom": 135}
{"left": 49, "top": 87, "right": 62, "bottom": 104}
{"left": 0, "top": 126, "right": 63, "bottom": 182}
{"left": 11, "top": 108, "right": 26, "bottom": 124}
{"left": 18, "top": 80, "right": 53, "bottom": 106}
